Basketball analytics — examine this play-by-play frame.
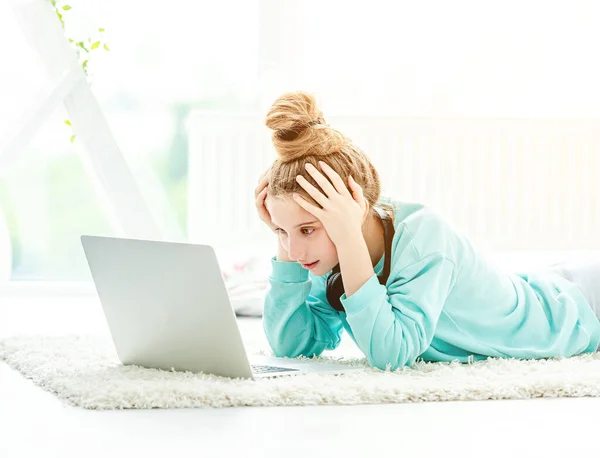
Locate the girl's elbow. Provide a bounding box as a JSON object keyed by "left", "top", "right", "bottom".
{"left": 368, "top": 351, "right": 417, "bottom": 371}
{"left": 269, "top": 338, "right": 322, "bottom": 359}
{"left": 272, "top": 346, "right": 300, "bottom": 359}
{"left": 267, "top": 338, "right": 302, "bottom": 359}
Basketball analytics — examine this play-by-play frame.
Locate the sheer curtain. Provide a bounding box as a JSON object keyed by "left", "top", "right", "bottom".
{"left": 1, "top": 0, "right": 600, "bottom": 289}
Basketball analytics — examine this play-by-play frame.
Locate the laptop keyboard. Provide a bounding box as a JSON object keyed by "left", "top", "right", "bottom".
{"left": 251, "top": 364, "right": 299, "bottom": 374}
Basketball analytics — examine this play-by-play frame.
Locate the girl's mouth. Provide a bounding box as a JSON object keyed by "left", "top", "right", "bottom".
{"left": 301, "top": 261, "right": 319, "bottom": 269}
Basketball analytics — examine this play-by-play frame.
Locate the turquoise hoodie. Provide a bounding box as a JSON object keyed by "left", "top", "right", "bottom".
{"left": 262, "top": 200, "right": 600, "bottom": 370}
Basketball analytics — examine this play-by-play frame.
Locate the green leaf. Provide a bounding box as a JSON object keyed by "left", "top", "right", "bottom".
{"left": 70, "top": 135, "right": 76, "bottom": 143}
{"left": 98, "top": 28, "right": 105, "bottom": 32}
{"left": 68, "top": 38, "right": 74, "bottom": 43}
{"left": 91, "top": 41, "right": 100, "bottom": 50}
{"left": 77, "top": 42, "right": 89, "bottom": 53}
{"left": 62, "top": 5, "right": 72, "bottom": 10}
{"left": 64, "top": 120, "right": 71, "bottom": 126}
{"left": 103, "top": 44, "right": 110, "bottom": 51}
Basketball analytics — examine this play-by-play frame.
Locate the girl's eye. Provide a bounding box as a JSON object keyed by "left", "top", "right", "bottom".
{"left": 274, "top": 228, "right": 314, "bottom": 236}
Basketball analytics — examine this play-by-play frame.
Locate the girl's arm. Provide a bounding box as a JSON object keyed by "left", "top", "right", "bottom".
{"left": 338, "top": 243, "right": 457, "bottom": 370}
{"left": 262, "top": 254, "right": 344, "bottom": 359}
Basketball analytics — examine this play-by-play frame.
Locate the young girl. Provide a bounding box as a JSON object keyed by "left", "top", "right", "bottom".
{"left": 254, "top": 91, "right": 600, "bottom": 370}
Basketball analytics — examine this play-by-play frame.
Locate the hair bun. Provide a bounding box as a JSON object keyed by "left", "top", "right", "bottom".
{"left": 265, "top": 91, "right": 345, "bottom": 162}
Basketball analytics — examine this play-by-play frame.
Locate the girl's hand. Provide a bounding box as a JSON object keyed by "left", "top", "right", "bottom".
{"left": 293, "top": 161, "right": 366, "bottom": 247}
{"left": 254, "top": 167, "right": 275, "bottom": 230}
{"left": 254, "top": 167, "right": 294, "bottom": 262}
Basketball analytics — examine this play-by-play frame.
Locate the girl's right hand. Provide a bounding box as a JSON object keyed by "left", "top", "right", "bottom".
{"left": 255, "top": 168, "right": 294, "bottom": 262}
{"left": 254, "top": 168, "right": 275, "bottom": 230}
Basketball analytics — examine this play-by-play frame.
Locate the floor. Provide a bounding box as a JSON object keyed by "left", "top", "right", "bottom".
{"left": 2, "top": 289, "right": 600, "bottom": 457}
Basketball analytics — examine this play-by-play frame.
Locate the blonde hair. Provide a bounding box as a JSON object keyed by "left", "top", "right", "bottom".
{"left": 265, "top": 91, "right": 393, "bottom": 216}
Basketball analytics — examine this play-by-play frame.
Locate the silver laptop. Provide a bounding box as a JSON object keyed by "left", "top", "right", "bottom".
{"left": 80, "top": 235, "right": 362, "bottom": 379}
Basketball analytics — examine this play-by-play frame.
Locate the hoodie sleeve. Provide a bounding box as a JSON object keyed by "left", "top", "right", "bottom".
{"left": 340, "top": 252, "right": 457, "bottom": 370}
{"left": 262, "top": 256, "right": 344, "bottom": 358}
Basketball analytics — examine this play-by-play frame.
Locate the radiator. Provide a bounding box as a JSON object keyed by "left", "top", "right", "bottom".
{"left": 187, "top": 114, "right": 600, "bottom": 251}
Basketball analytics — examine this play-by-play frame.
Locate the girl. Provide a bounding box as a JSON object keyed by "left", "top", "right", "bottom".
{"left": 254, "top": 91, "right": 600, "bottom": 371}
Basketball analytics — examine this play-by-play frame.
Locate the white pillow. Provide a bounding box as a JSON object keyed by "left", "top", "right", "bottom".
{"left": 214, "top": 241, "right": 274, "bottom": 317}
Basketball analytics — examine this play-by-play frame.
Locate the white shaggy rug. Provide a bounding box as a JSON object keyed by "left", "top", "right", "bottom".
{"left": 2, "top": 334, "right": 600, "bottom": 410}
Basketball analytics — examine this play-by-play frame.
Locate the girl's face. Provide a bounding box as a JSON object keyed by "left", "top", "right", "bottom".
{"left": 266, "top": 196, "right": 338, "bottom": 276}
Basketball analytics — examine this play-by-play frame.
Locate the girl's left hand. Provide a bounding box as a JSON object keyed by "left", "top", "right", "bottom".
{"left": 293, "top": 161, "right": 366, "bottom": 247}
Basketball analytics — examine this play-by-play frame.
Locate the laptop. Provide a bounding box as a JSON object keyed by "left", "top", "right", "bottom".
{"left": 80, "top": 235, "right": 363, "bottom": 379}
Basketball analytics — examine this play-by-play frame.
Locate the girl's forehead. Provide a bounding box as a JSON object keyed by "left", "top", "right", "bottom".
{"left": 267, "top": 197, "right": 300, "bottom": 215}
{"left": 266, "top": 195, "right": 294, "bottom": 209}
{"left": 266, "top": 196, "right": 315, "bottom": 224}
